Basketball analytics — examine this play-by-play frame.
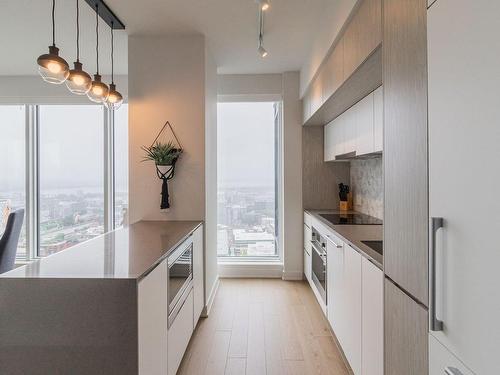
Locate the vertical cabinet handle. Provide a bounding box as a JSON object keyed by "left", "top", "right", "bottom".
{"left": 445, "top": 367, "right": 464, "bottom": 375}
{"left": 430, "top": 217, "right": 444, "bottom": 331}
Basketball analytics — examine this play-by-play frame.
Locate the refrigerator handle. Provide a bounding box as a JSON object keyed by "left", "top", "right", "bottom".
{"left": 430, "top": 217, "right": 444, "bottom": 331}
{"left": 445, "top": 367, "right": 464, "bottom": 375}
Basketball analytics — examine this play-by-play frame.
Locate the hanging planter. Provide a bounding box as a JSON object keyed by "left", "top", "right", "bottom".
{"left": 141, "top": 121, "right": 183, "bottom": 210}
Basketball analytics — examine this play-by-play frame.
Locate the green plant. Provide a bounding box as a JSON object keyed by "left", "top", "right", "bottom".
{"left": 141, "top": 141, "right": 182, "bottom": 166}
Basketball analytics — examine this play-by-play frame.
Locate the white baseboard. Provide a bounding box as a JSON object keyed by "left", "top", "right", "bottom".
{"left": 282, "top": 270, "right": 304, "bottom": 281}
{"left": 218, "top": 262, "right": 283, "bottom": 278}
{"left": 201, "top": 277, "right": 219, "bottom": 317}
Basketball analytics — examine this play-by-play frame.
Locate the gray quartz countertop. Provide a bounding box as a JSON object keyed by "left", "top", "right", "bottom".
{"left": 305, "top": 209, "right": 383, "bottom": 269}
{"left": 0, "top": 220, "right": 202, "bottom": 280}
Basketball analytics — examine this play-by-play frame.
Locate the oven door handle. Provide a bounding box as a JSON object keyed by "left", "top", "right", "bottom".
{"left": 311, "top": 242, "right": 326, "bottom": 258}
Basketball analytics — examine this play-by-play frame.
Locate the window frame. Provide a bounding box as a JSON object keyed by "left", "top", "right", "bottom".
{"left": 4, "top": 103, "right": 126, "bottom": 263}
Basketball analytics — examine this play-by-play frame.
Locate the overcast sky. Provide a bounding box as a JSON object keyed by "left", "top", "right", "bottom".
{"left": 217, "top": 102, "right": 276, "bottom": 189}
{"left": 0, "top": 104, "right": 128, "bottom": 193}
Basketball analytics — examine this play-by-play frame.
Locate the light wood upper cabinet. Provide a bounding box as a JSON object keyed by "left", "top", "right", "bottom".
{"left": 310, "top": 74, "right": 324, "bottom": 115}
{"left": 302, "top": 90, "right": 311, "bottom": 123}
{"left": 343, "top": 0, "right": 382, "bottom": 80}
{"left": 373, "top": 86, "right": 383, "bottom": 152}
{"left": 302, "top": 0, "right": 381, "bottom": 126}
{"left": 383, "top": 0, "right": 428, "bottom": 305}
{"left": 323, "top": 38, "right": 344, "bottom": 101}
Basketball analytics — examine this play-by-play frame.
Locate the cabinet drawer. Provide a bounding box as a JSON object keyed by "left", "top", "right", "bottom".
{"left": 304, "top": 249, "right": 312, "bottom": 283}
{"left": 304, "top": 224, "right": 312, "bottom": 255}
{"left": 304, "top": 212, "right": 313, "bottom": 228}
{"left": 168, "top": 289, "right": 194, "bottom": 375}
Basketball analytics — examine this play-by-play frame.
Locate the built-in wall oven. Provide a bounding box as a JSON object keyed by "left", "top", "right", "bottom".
{"left": 311, "top": 227, "right": 327, "bottom": 305}
{"left": 167, "top": 236, "right": 193, "bottom": 327}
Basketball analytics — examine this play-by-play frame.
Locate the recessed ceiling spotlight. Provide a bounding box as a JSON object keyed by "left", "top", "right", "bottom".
{"left": 256, "top": 0, "right": 270, "bottom": 11}
{"left": 257, "top": 8, "right": 268, "bottom": 58}
{"left": 258, "top": 45, "right": 268, "bottom": 58}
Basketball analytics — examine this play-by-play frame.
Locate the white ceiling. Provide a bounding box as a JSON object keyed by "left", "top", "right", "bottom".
{"left": 1, "top": 0, "right": 331, "bottom": 76}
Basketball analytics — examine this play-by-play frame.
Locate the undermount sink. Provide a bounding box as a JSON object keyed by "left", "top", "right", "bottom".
{"left": 361, "top": 240, "right": 383, "bottom": 256}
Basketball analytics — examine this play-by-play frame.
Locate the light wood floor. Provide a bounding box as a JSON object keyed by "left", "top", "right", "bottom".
{"left": 178, "top": 278, "right": 350, "bottom": 375}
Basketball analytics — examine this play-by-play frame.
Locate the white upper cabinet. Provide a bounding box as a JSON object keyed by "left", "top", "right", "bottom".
{"left": 373, "top": 86, "right": 383, "bottom": 152}
{"left": 324, "top": 87, "right": 383, "bottom": 161}
{"left": 324, "top": 116, "right": 344, "bottom": 160}
{"left": 355, "top": 93, "right": 375, "bottom": 155}
{"left": 343, "top": 106, "right": 357, "bottom": 155}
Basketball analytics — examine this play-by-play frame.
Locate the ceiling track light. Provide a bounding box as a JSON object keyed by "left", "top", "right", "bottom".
{"left": 37, "top": 0, "right": 70, "bottom": 84}
{"left": 256, "top": 0, "right": 270, "bottom": 11}
{"left": 258, "top": 9, "right": 268, "bottom": 58}
{"left": 66, "top": 0, "right": 92, "bottom": 95}
{"left": 87, "top": 2, "right": 110, "bottom": 104}
{"left": 105, "top": 21, "right": 123, "bottom": 110}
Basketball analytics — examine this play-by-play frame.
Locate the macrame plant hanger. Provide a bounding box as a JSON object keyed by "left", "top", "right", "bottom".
{"left": 150, "top": 121, "right": 183, "bottom": 209}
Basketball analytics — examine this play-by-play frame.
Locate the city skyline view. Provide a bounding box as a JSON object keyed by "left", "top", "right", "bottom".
{"left": 0, "top": 104, "right": 128, "bottom": 259}
{"left": 217, "top": 101, "right": 278, "bottom": 258}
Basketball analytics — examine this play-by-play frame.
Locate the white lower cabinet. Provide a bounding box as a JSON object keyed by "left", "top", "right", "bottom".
{"left": 193, "top": 225, "right": 204, "bottom": 326}
{"left": 429, "top": 334, "right": 474, "bottom": 375}
{"left": 304, "top": 248, "right": 312, "bottom": 283}
{"left": 168, "top": 289, "right": 194, "bottom": 375}
{"left": 138, "top": 259, "right": 168, "bottom": 375}
{"left": 344, "top": 244, "right": 362, "bottom": 375}
{"left": 324, "top": 224, "right": 382, "bottom": 375}
{"left": 361, "top": 257, "right": 384, "bottom": 375}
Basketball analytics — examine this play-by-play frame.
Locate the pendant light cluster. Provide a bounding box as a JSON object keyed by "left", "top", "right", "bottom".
{"left": 36, "top": 0, "right": 123, "bottom": 109}
{"left": 256, "top": 0, "right": 270, "bottom": 58}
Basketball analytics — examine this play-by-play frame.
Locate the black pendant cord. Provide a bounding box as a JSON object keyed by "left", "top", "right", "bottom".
{"left": 76, "top": 0, "right": 80, "bottom": 62}
{"left": 51, "top": 0, "right": 56, "bottom": 46}
{"left": 110, "top": 22, "right": 114, "bottom": 84}
{"left": 95, "top": 3, "right": 99, "bottom": 74}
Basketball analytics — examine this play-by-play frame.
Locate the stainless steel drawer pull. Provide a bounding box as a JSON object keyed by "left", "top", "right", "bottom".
{"left": 430, "top": 217, "right": 444, "bottom": 331}
{"left": 445, "top": 367, "right": 464, "bottom": 375}
{"left": 326, "top": 236, "right": 342, "bottom": 248}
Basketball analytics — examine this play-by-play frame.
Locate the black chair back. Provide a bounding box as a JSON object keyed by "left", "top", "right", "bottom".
{"left": 0, "top": 209, "right": 25, "bottom": 274}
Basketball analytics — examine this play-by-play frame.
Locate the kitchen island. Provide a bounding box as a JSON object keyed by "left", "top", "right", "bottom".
{"left": 0, "top": 220, "right": 204, "bottom": 375}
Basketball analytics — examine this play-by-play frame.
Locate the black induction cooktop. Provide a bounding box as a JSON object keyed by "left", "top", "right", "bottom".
{"left": 319, "top": 213, "right": 383, "bottom": 225}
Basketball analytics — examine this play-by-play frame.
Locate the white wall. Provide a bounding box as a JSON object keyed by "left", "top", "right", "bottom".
{"left": 282, "top": 72, "right": 304, "bottom": 280}
{"left": 300, "top": 0, "right": 357, "bottom": 96}
{"left": 218, "top": 74, "right": 282, "bottom": 102}
{"left": 128, "top": 35, "right": 206, "bottom": 223}
{"left": 204, "top": 45, "right": 218, "bottom": 312}
{"left": 0, "top": 75, "right": 128, "bottom": 104}
{"left": 217, "top": 72, "right": 303, "bottom": 280}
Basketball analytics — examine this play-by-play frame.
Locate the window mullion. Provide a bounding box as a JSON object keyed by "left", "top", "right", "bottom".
{"left": 25, "top": 105, "right": 40, "bottom": 260}
{"left": 104, "top": 108, "right": 115, "bottom": 232}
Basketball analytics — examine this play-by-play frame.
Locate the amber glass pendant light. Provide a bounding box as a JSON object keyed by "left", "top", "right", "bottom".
{"left": 37, "top": 0, "right": 70, "bottom": 84}
{"left": 66, "top": 0, "right": 92, "bottom": 94}
{"left": 87, "top": 3, "right": 109, "bottom": 103}
{"left": 105, "top": 22, "right": 123, "bottom": 110}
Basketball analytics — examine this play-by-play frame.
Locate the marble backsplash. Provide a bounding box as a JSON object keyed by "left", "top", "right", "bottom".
{"left": 350, "top": 157, "right": 383, "bottom": 219}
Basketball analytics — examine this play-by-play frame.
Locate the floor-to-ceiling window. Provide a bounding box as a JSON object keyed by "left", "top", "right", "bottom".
{"left": 0, "top": 105, "right": 27, "bottom": 258}
{"left": 38, "top": 105, "right": 105, "bottom": 257}
{"left": 0, "top": 103, "right": 128, "bottom": 262}
{"left": 217, "top": 101, "right": 281, "bottom": 260}
{"left": 114, "top": 104, "right": 129, "bottom": 227}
